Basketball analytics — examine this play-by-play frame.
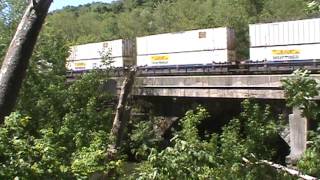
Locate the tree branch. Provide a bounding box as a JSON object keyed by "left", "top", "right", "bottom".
{"left": 242, "top": 156, "right": 317, "bottom": 180}
{"left": 107, "top": 67, "right": 136, "bottom": 159}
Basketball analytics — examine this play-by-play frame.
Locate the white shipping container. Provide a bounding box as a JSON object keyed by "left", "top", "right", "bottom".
{"left": 66, "top": 57, "right": 131, "bottom": 71}
{"left": 137, "top": 50, "right": 235, "bottom": 66}
{"left": 250, "top": 44, "right": 320, "bottom": 61}
{"left": 137, "top": 27, "right": 235, "bottom": 66}
{"left": 67, "top": 39, "right": 135, "bottom": 71}
{"left": 250, "top": 18, "right": 320, "bottom": 47}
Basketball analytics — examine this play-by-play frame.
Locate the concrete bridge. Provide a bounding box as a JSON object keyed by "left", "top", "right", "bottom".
{"left": 103, "top": 73, "right": 320, "bottom": 163}
{"left": 119, "top": 73, "right": 319, "bottom": 162}
{"left": 125, "top": 74, "right": 320, "bottom": 99}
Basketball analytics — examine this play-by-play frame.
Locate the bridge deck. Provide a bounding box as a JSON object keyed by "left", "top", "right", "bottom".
{"left": 121, "top": 74, "right": 320, "bottom": 99}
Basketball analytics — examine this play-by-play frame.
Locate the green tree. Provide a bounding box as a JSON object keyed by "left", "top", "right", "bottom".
{"left": 259, "top": 0, "right": 307, "bottom": 22}
{"left": 135, "top": 106, "right": 219, "bottom": 179}
{"left": 212, "top": 0, "right": 256, "bottom": 59}
{"left": 281, "top": 69, "right": 320, "bottom": 119}
{"left": 117, "top": 8, "right": 154, "bottom": 38}
{"left": 282, "top": 69, "right": 320, "bottom": 178}
{"left": 306, "top": 0, "right": 320, "bottom": 14}
{"left": 16, "top": 31, "right": 69, "bottom": 130}
{"left": 0, "top": 0, "right": 27, "bottom": 60}
{"left": 0, "top": 19, "right": 121, "bottom": 178}
{"left": 0, "top": 0, "right": 27, "bottom": 27}
{"left": 152, "top": 0, "right": 214, "bottom": 33}
{"left": 135, "top": 102, "right": 290, "bottom": 179}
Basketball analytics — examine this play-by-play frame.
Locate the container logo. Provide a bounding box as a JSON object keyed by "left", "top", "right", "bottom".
{"left": 272, "top": 49, "right": 300, "bottom": 60}
{"left": 75, "top": 62, "right": 86, "bottom": 70}
{"left": 272, "top": 49, "right": 300, "bottom": 55}
{"left": 151, "top": 55, "right": 169, "bottom": 64}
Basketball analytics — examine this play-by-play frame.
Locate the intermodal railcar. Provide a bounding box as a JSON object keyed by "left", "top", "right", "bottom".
{"left": 67, "top": 18, "right": 320, "bottom": 76}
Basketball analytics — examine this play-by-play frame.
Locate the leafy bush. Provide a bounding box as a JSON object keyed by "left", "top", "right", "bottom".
{"left": 134, "top": 103, "right": 290, "bottom": 179}
{"left": 134, "top": 106, "right": 219, "bottom": 179}
{"left": 0, "top": 113, "right": 36, "bottom": 178}
{"left": 217, "top": 100, "right": 288, "bottom": 179}
{"left": 298, "top": 142, "right": 320, "bottom": 177}
{"left": 0, "top": 31, "right": 121, "bottom": 178}
{"left": 281, "top": 69, "right": 320, "bottom": 119}
{"left": 71, "top": 131, "right": 123, "bottom": 179}
{"left": 128, "top": 120, "right": 162, "bottom": 161}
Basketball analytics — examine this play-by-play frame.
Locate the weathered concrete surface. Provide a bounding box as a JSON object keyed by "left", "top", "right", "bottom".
{"left": 134, "top": 74, "right": 287, "bottom": 88}
{"left": 114, "top": 74, "right": 320, "bottom": 99}
{"left": 288, "top": 108, "right": 307, "bottom": 163}
{"left": 133, "top": 88, "right": 284, "bottom": 99}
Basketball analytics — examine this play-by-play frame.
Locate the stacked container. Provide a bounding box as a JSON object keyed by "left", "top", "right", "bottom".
{"left": 250, "top": 18, "right": 320, "bottom": 61}
{"left": 136, "top": 27, "right": 236, "bottom": 66}
{"left": 67, "top": 39, "right": 135, "bottom": 71}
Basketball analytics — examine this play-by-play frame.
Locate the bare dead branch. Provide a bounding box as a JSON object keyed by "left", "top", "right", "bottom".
{"left": 107, "top": 67, "right": 136, "bottom": 160}
{"left": 242, "top": 156, "right": 318, "bottom": 180}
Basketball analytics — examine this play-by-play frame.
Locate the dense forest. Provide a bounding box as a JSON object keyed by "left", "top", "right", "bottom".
{"left": 0, "top": 0, "right": 320, "bottom": 179}
{"left": 47, "top": 0, "right": 311, "bottom": 59}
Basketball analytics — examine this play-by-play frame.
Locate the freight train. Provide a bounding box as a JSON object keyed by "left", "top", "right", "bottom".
{"left": 67, "top": 18, "right": 320, "bottom": 76}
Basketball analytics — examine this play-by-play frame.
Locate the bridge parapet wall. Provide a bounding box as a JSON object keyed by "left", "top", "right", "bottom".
{"left": 114, "top": 74, "right": 320, "bottom": 99}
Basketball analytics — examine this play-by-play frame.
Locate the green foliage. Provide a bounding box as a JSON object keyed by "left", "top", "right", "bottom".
{"left": 0, "top": 20, "right": 119, "bottom": 178}
{"left": 282, "top": 69, "right": 320, "bottom": 178}
{"left": 128, "top": 120, "right": 161, "bottom": 161}
{"left": 0, "top": 112, "right": 120, "bottom": 179}
{"left": 0, "top": 0, "right": 27, "bottom": 61}
{"left": 0, "top": 112, "right": 37, "bottom": 179}
{"left": 0, "top": 113, "right": 69, "bottom": 179}
{"left": 178, "top": 106, "right": 209, "bottom": 142}
{"left": 71, "top": 131, "right": 123, "bottom": 179}
{"left": 0, "top": 72, "right": 119, "bottom": 179}
{"left": 31, "top": 128, "right": 71, "bottom": 178}
{"left": 0, "top": 0, "right": 27, "bottom": 26}
{"left": 0, "top": 72, "right": 120, "bottom": 179}
{"left": 135, "top": 103, "right": 289, "bottom": 179}
{"left": 297, "top": 136, "right": 320, "bottom": 177}
{"left": 305, "top": 0, "right": 320, "bottom": 15}
{"left": 16, "top": 31, "right": 69, "bottom": 130}
{"left": 217, "top": 100, "right": 286, "bottom": 179}
{"left": 151, "top": 0, "right": 213, "bottom": 33}
{"left": 259, "top": 0, "right": 307, "bottom": 22}
{"left": 281, "top": 69, "right": 320, "bottom": 119}
{"left": 46, "top": 10, "right": 111, "bottom": 44}
{"left": 135, "top": 106, "right": 219, "bottom": 179}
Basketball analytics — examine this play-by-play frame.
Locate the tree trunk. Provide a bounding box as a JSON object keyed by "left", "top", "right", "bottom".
{"left": 107, "top": 68, "right": 136, "bottom": 160}
{"left": 0, "top": 0, "right": 52, "bottom": 123}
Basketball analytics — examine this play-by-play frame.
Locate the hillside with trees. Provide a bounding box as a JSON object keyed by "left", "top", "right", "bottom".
{"left": 0, "top": 0, "right": 320, "bottom": 179}
{"left": 46, "top": 0, "right": 311, "bottom": 58}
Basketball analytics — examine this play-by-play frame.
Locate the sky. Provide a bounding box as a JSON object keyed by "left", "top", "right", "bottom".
{"left": 50, "top": 0, "right": 114, "bottom": 11}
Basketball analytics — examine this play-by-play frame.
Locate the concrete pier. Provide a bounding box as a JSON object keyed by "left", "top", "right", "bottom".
{"left": 288, "top": 107, "right": 307, "bottom": 163}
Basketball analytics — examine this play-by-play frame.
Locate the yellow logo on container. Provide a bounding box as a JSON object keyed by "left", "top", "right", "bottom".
{"left": 75, "top": 62, "right": 86, "bottom": 69}
{"left": 272, "top": 49, "right": 301, "bottom": 55}
{"left": 151, "top": 55, "right": 169, "bottom": 61}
